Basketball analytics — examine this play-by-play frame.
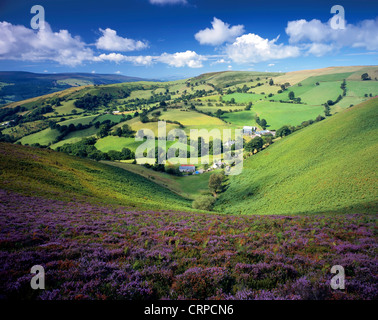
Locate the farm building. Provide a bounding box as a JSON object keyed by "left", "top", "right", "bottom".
{"left": 243, "top": 126, "right": 257, "bottom": 135}
{"left": 256, "top": 130, "right": 276, "bottom": 136}
{"left": 224, "top": 140, "right": 235, "bottom": 147}
{"left": 212, "top": 160, "right": 223, "bottom": 169}
{"left": 179, "top": 164, "right": 196, "bottom": 173}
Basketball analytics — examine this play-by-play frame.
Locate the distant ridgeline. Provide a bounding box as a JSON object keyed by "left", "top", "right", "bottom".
{"left": 0, "top": 71, "right": 154, "bottom": 105}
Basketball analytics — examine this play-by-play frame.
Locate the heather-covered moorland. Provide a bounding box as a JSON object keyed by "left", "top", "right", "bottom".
{"left": 0, "top": 189, "right": 377, "bottom": 300}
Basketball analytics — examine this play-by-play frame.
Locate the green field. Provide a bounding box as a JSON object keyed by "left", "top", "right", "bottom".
{"left": 215, "top": 97, "right": 378, "bottom": 215}
{"left": 50, "top": 126, "right": 99, "bottom": 149}
{"left": 45, "top": 100, "right": 84, "bottom": 116}
{"left": 119, "top": 117, "right": 181, "bottom": 136}
{"left": 58, "top": 115, "right": 98, "bottom": 126}
{"left": 94, "top": 114, "right": 125, "bottom": 124}
{"left": 2, "top": 120, "right": 48, "bottom": 140}
{"left": 222, "top": 92, "right": 266, "bottom": 104}
{"left": 18, "top": 127, "right": 60, "bottom": 146}
{"left": 221, "top": 110, "right": 257, "bottom": 127}
{"left": 270, "top": 81, "right": 344, "bottom": 105}
{"left": 195, "top": 105, "right": 244, "bottom": 113}
{"left": 252, "top": 101, "right": 324, "bottom": 129}
{"left": 347, "top": 80, "right": 378, "bottom": 97}
{"left": 95, "top": 136, "right": 144, "bottom": 153}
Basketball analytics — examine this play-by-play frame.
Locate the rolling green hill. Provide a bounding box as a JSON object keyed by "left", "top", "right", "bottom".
{"left": 215, "top": 97, "right": 378, "bottom": 215}
{"left": 0, "top": 142, "right": 190, "bottom": 210}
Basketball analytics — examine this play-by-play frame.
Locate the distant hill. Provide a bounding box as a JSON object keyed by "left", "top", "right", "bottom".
{"left": 0, "top": 71, "right": 154, "bottom": 105}
{"left": 215, "top": 97, "right": 378, "bottom": 215}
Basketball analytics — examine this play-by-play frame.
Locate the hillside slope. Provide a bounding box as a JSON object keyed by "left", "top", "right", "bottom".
{"left": 0, "top": 142, "right": 190, "bottom": 210}
{"left": 216, "top": 97, "right": 378, "bottom": 215}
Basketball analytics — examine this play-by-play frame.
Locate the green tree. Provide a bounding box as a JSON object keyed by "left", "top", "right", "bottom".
{"left": 262, "top": 134, "right": 273, "bottom": 146}
{"left": 121, "top": 124, "right": 135, "bottom": 137}
{"left": 288, "top": 91, "right": 295, "bottom": 100}
{"left": 276, "top": 125, "right": 292, "bottom": 137}
{"left": 260, "top": 119, "right": 267, "bottom": 129}
{"left": 97, "top": 123, "right": 111, "bottom": 138}
{"left": 192, "top": 195, "right": 216, "bottom": 211}
{"left": 114, "top": 127, "right": 123, "bottom": 137}
{"left": 208, "top": 172, "right": 225, "bottom": 197}
{"left": 245, "top": 136, "right": 263, "bottom": 152}
{"left": 140, "top": 114, "right": 149, "bottom": 123}
{"left": 361, "top": 73, "right": 371, "bottom": 81}
{"left": 121, "top": 147, "right": 134, "bottom": 160}
{"left": 324, "top": 103, "right": 331, "bottom": 116}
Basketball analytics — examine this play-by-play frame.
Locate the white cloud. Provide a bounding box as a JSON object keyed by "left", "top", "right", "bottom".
{"left": 96, "top": 28, "right": 148, "bottom": 52}
{"left": 226, "top": 33, "right": 300, "bottom": 64}
{"left": 95, "top": 50, "right": 204, "bottom": 68}
{"left": 149, "top": 0, "right": 187, "bottom": 5}
{"left": 211, "top": 58, "right": 230, "bottom": 66}
{"left": 286, "top": 18, "right": 378, "bottom": 54}
{"left": 0, "top": 21, "right": 94, "bottom": 66}
{"left": 0, "top": 21, "right": 204, "bottom": 69}
{"left": 130, "top": 55, "right": 154, "bottom": 66}
{"left": 91, "top": 70, "right": 96, "bottom": 73}
{"left": 195, "top": 17, "right": 245, "bottom": 46}
{"left": 306, "top": 43, "right": 335, "bottom": 57}
{"left": 94, "top": 53, "right": 154, "bottom": 66}
{"left": 94, "top": 53, "right": 126, "bottom": 63}
{"left": 115, "top": 70, "right": 121, "bottom": 74}
{"left": 158, "top": 50, "right": 205, "bottom": 68}
{"left": 268, "top": 63, "right": 275, "bottom": 67}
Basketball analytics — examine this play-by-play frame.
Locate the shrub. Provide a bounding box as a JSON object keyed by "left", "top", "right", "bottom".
{"left": 192, "top": 195, "right": 216, "bottom": 211}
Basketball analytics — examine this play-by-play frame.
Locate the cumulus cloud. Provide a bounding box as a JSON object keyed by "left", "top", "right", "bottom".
{"left": 195, "top": 17, "right": 245, "bottom": 46}
{"left": 306, "top": 43, "right": 336, "bottom": 57}
{"left": 0, "top": 21, "right": 94, "bottom": 66}
{"left": 94, "top": 53, "right": 154, "bottom": 66}
{"left": 95, "top": 28, "right": 148, "bottom": 52}
{"left": 226, "top": 33, "right": 300, "bottom": 64}
{"left": 158, "top": 50, "right": 206, "bottom": 68}
{"left": 0, "top": 21, "right": 204, "bottom": 69}
{"left": 149, "top": 0, "right": 187, "bottom": 5}
{"left": 95, "top": 50, "right": 205, "bottom": 68}
{"left": 210, "top": 58, "right": 230, "bottom": 66}
{"left": 286, "top": 18, "right": 378, "bottom": 54}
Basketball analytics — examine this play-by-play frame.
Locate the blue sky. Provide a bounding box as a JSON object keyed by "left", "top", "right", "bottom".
{"left": 0, "top": 0, "right": 377, "bottom": 79}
